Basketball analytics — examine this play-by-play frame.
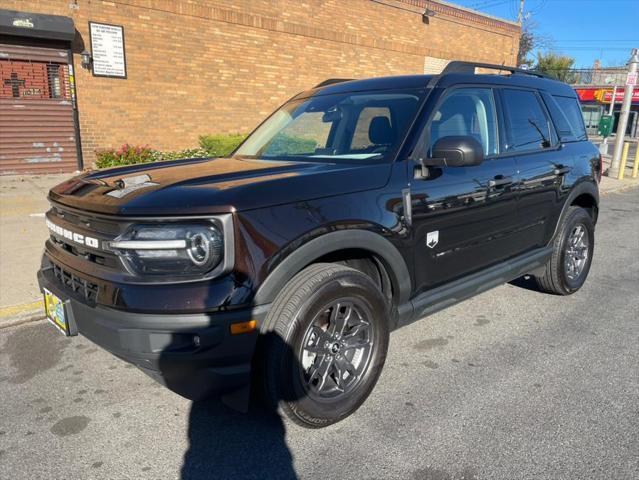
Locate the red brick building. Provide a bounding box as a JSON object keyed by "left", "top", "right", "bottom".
{"left": 0, "top": 1, "right": 520, "bottom": 174}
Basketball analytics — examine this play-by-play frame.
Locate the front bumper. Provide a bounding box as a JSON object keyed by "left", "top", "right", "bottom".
{"left": 37, "top": 264, "right": 268, "bottom": 401}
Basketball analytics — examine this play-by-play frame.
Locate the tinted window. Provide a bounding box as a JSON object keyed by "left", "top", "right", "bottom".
{"left": 553, "top": 95, "right": 587, "bottom": 140}
{"left": 543, "top": 95, "right": 574, "bottom": 140}
{"left": 501, "top": 89, "right": 552, "bottom": 152}
{"left": 429, "top": 88, "right": 498, "bottom": 156}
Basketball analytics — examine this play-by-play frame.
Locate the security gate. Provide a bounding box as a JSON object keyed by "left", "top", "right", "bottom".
{"left": 0, "top": 43, "right": 79, "bottom": 174}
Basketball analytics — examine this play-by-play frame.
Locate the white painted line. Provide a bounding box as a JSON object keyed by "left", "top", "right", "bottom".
{"left": 29, "top": 213, "right": 45, "bottom": 217}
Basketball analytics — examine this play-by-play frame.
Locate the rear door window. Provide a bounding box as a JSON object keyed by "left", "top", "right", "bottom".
{"left": 501, "top": 89, "right": 554, "bottom": 153}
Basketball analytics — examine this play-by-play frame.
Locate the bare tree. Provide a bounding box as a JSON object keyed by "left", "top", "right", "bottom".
{"left": 517, "top": 18, "right": 552, "bottom": 68}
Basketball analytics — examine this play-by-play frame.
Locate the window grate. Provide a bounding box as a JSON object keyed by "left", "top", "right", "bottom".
{"left": 47, "top": 64, "right": 62, "bottom": 99}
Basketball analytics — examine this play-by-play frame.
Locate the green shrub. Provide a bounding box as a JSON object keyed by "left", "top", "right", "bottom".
{"left": 95, "top": 144, "right": 155, "bottom": 169}
{"left": 155, "top": 148, "right": 209, "bottom": 162}
{"left": 199, "top": 133, "right": 247, "bottom": 157}
{"left": 95, "top": 142, "right": 228, "bottom": 169}
{"left": 94, "top": 133, "right": 318, "bottom": 169}
{"left": 264, "top": 134, "right": 317, "bottom": 156}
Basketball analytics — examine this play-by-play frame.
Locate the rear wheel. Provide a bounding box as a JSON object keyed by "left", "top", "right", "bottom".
{"left": 261, "top": 263, "right": 389, "bottom": 428}
{"left": 536, "top": 206, "right": 594, "bottom": 295}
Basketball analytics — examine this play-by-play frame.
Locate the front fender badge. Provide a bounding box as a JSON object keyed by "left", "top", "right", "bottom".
{"left": 426, "top": 230, "right": 439, "bottom": 249}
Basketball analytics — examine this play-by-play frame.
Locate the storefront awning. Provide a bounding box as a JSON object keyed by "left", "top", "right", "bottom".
{"left": 0, "top": 9, "right": 75, "bottom": 42}
{"left": 576, "top": 87, "right": 639, "bottom": 105}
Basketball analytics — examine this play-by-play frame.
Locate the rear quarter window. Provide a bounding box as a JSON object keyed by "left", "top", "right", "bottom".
{"left": 551, "top": 95, "right": 588, "bottom": 142}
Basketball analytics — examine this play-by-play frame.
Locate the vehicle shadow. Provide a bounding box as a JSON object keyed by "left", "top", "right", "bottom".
{"left": 180, "top": 397, "right": 297, "bottom": 480}
{"left": 158, "top": 330, "right": 301, "bottom": 480}
{"left": 508, "top": 274, "right": 543, "bottom": 293}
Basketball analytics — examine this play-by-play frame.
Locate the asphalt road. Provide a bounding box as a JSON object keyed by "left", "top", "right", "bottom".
{"left": 1, "top": 189, "right": 638, "bottom": 480}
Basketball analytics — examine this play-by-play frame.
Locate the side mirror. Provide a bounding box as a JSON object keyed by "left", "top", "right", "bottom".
{"left": 425, "top": 136, "right": 484, "bottom": 167}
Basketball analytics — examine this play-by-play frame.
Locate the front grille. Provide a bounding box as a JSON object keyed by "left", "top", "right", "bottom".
{"left": 51, "top": 262, "right": 99, "bottom": 303}
{"left": 47, "top": 205, "right": 122, "bottom": 269}
{"left": 51, "top": 205, "right": 121, "bottom": 236}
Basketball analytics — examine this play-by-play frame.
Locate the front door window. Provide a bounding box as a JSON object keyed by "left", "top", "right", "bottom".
{"left": 429, "top": 88, "right": 498, "bottom": 157}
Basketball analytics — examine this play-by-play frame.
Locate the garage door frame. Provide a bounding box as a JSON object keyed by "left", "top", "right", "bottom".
{"left": 0, "top": 8, "right": 83, "bottom": 174}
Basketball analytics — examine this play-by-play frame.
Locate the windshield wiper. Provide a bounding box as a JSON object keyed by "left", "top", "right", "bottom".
{"left": 528, "top": 119, "right": 551, "bottom": 148}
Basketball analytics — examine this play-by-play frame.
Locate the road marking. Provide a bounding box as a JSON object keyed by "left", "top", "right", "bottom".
{"left": 0, "top": 300, "right": 43, "bottom": 318}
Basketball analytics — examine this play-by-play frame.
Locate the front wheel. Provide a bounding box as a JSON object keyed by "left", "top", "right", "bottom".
{"left": 261, "top": 263, "right": 389, "bottom": 428}
{"left": 536, "top": 206, "right": 595, "bottom": 295}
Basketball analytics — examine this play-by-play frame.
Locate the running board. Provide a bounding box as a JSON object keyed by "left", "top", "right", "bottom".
{"left": 396, "top": 247, "right": 552, "bottom": 329}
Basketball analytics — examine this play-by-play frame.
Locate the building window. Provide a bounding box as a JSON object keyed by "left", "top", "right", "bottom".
{"left": 47, "top": 64, "right": 62, "bottom": 98}
{"left": 581, "top": 105, "right": 602, "bottom": 133}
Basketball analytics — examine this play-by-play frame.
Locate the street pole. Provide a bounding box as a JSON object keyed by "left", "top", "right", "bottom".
{"left": 608, "top": 85, "right": 617, "bottom": 116}
{"left": 601, "top": 85, "right": 617, "bottom": 154}
{"left": 609, "top": 48, "right": 639, "bottom": 178}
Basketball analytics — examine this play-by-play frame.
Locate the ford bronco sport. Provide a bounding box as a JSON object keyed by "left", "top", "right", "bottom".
{"left": 38, "top": 62, "right": 601, "bottom": 428}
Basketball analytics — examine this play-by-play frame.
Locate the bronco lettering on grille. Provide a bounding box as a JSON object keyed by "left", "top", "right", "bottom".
{"left": 46, "top": 218, "right": 100, "bottom": 249}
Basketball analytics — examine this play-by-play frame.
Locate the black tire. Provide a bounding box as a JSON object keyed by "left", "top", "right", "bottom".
{"left": 536, "top": 206, "right": 594, "bottom": 295}
{"left": 261, "top": 263, "right": 389, "bottom": 428}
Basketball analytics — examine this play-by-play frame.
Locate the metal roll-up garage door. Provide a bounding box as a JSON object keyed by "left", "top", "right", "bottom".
{"left": 0, "top": 43, "right": 79, "bottom": 174}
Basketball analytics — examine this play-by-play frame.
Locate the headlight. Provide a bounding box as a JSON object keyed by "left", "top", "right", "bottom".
{"left": 109, "top": 221, "right": 227, "bottom": 278}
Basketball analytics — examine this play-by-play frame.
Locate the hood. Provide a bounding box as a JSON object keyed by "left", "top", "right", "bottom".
{"left": 49, "top": 156, "right": 391, "bottom": 216}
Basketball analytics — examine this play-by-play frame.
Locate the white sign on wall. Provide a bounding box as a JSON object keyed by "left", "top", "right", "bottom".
{"left": 89, "top": 22, "right": 127, "bottom": 79}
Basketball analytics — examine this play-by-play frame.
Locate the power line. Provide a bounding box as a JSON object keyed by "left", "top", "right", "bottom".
{"left": 468, "top": 0, "right": 511, "bottom": 9}
{"left": 548, "top": 47, "right": 635, "bottom": 51}
{"left": 552, "top": 39, "right": 639, "bottom": 43}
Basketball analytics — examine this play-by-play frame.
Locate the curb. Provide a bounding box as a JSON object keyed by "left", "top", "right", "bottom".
{"left": 0, "top": 301, "right": 45, "bottom": 330}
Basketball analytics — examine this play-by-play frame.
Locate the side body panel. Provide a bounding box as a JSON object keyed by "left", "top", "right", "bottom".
{"left": 237, "top": 162, "right": 412, "bottom": 306}
{"left": 513, "top": 144, "right": 575, "bottom": 251}
{"left": 409, "top": 157, "right": 520, "bottom": 295}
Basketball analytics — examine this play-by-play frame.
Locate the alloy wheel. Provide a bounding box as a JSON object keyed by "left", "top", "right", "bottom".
{"left": 564, "top": 224, "right": 589, "bottom": 281}
{"left": 299, "top": 298, "right": 375, "bottom": 401}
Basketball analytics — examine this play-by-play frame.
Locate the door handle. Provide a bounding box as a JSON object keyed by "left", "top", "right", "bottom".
{"left": 554, "top": 166, "right": 571, "bottom": 176}
{"left": 488, "top": 176, "right": 513, "bottom": 188}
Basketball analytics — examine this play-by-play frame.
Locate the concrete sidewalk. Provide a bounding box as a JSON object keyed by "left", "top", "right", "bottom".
{"left": 0, "top": 173, "right": 73, "bottom": 327}
{"left": 0, "top": 163, "right": 638, "bottom": 329}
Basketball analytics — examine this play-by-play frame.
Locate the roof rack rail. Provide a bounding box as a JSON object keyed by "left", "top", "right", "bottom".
{"left": 441, "top": 61, "right": 551, "bottom": 79}
{"left": 314, "top": 78, "right": 353, "bottom": 88}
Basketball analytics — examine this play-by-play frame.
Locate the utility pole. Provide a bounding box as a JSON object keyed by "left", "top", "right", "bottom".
{"left": 517, "top": 0, "right": 525, "bottom": 23}
{"left": 608, "top": 86, "right": 617, "bottom": 116}
{"left": 609, "top": 48, "right": 639, "bottom": 178}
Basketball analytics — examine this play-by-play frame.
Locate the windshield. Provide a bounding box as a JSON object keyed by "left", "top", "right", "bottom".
{"left": 235, "top": 89, "right": 427, "bottom": 163}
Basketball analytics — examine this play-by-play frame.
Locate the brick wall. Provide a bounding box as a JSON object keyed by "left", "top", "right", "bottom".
{"left": 3, "top": 0, "right": 520, "bottom": 166}
{"left": 0, "top": 60, "right": 68, "bottom": 99}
